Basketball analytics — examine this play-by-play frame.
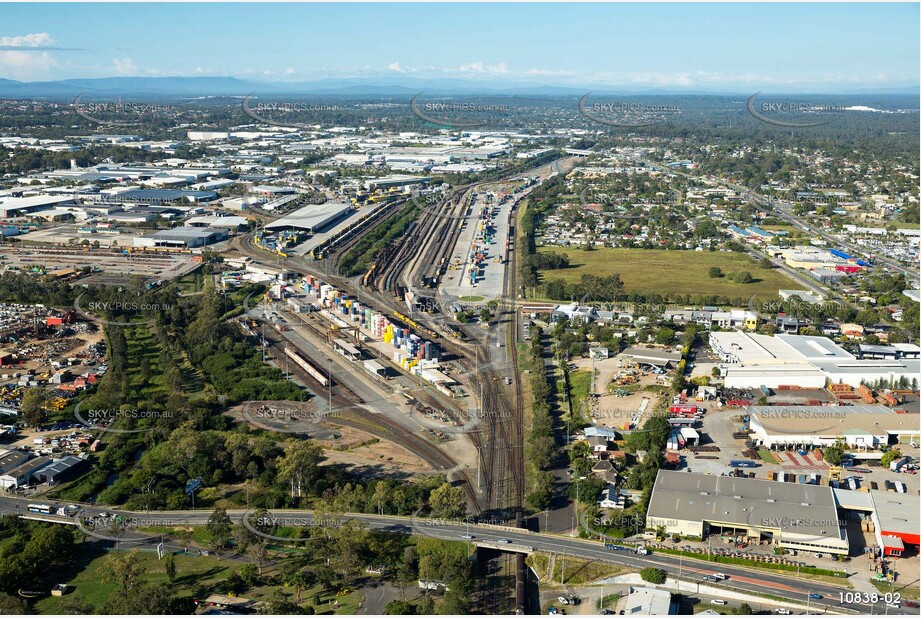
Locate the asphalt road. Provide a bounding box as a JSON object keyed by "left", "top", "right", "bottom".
{"left": 2, "top": 496, "right": 907, "bottom": 615}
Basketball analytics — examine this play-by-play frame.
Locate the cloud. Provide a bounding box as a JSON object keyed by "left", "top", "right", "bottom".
{"left": 285, "top": 66, "right": 296, "bottom": 75}
{"left": 112, "top": 57, "right": 138, "bottom": 75}
{"left": 387, "top": 61, "right": 405, "bottom": 73}
{"left": 459, "top": 61, "right": 509, "bottom": 75}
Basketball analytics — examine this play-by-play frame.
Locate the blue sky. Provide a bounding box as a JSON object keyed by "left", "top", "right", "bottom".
{"left": 0, "top": 3, "right": 917, "bottom": 91}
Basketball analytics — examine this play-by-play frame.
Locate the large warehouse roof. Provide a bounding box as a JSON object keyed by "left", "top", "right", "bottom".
{"left": 648, "top": 470, "right": 844, "bottom": 544}
{"left": 870, "top": 491, "right": 920, "bottom": 540}
{"left": 264, "top": 203, "right": 352, "bottom": 233}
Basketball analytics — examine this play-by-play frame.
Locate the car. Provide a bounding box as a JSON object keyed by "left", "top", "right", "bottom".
{"left": 557, "top": 597, "right": 570, "bottom": 605}
{"left": 460, "top": 534, "right": 474, "bottom": 540}
{"left": 775, "top": 609, "right": 791, "bottom": 615}
{"left": 497, "top": 538, "right": 511, "bottom": 544}
{"left": 808, "top": 594, "right": 822, "bottom": 600}
{"left": 903, "top": 600, "right": 918, "bottom": 608}
{"left": 813, "top": 553, "right": 823, "bottom": 558}
{"left": 886, "top": 602, "right": 901, "bottom": 609}
{"left": 600, "top": 610, "right": 614, "bottom": 615}
{"left": 703, "top": 576, "right": 719, "bottom": 582}
{"left": 711, "top": 600, "right": 727, "bottom": 606}
{"left": 712, "top": 573, "right": 728, "bottom": 580}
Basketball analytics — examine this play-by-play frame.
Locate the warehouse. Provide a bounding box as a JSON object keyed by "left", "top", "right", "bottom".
{"left": 264, "top": 203, "right": 352, "bottom": 233}
{"left": 747, "top": 405, "right": 919, "bottom": 449}
{"left": 711, "top": 331, "right": 920, "bottom": 389}
{"left": 622, "top": 347, "right": 683, "bottom": 368}
{"left": 0, "top": 456, "right": 51, "bottom": 489}
{"left": 134, "top": 227, "right": 229, "bottom": 248}
{"left": 0, "top": 450, "right": 29, "bottom": 475}
{"left": 646, "top": 470, "right": 849, "bottom": 555}
{"left": 33, "top": 455, "right": 89, "bottom": 486}
{"left": 0, "top": 195, "right": 76, "bottom": 218}
{"left": 96, "top": 189, "right": 218, "bottom": 205}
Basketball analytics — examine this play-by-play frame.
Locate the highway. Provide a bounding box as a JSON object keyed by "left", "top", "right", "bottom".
{"left": 2, "top": 496, "right": 901, "bottom": 615}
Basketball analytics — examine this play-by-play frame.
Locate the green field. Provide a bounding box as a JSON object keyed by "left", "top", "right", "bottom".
{"left": 537, "top": 247, "right": 797, "bottom": 299}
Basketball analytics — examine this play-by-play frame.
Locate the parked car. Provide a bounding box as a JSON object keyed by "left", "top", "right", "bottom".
{"left": 775, "top": 609, "right": 791, "bottom": 615}
{"left": 711, "top": 600, "right": 727, "bottom": 606}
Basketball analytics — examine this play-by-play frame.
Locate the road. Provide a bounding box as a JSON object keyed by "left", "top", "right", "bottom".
{"left": 5, "top": 497, "right": 907, "bottom": 615}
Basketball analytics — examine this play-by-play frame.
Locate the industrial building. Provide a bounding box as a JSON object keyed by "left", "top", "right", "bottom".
{"left": 831, "top": 490, "right": 919, "bottom": 557}
{"left": 710, "top": 331, "right": 920, "bottom": 389}
{"left": 622, "top": 347, "right": 683, "bottom": 368}
{"left": 647, "top": 470, "right": 850, "bottom": 555}
{"left": 134, "top": 227, "right": 229, "bottom": 248}
{"left": 0, "top": 195, "right": 77, "bottom": 218}
{"left": 0, "top": 456, "right": 51, "bottom": 489}
{"left": 615, "top": 587, "right": 676, "bottom": 616}
{"left": 264, "top": 203, "right": 352, "bottom": 233}
{"left": 33, "top": 455, "right": 89, "bottom": 486}
{"left": 747, "top": 405, "right": 920, "bottom": 449}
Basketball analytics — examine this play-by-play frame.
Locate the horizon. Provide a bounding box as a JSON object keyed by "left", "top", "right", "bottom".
{"left": 1, "top": 3, "right": 919, "bottom": 94}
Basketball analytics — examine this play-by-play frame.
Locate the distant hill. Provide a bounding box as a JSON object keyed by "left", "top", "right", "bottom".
{"left": 0, "top": 75, "right": 917, "bottom": 99}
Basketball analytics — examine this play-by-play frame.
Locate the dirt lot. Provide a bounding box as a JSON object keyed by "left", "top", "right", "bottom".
{"left": 316, "top": 424, "right": 431, "bottom": 476}
{"left": 572, "top": 354, "right": 667, "bottom": 429}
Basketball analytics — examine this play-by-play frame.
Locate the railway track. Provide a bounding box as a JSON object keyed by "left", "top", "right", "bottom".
{"left": 258, "top": 325, "right": 482, "bottom": 512}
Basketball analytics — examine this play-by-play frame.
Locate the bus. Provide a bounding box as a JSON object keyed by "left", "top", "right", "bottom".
{"left": 27, "top": 504, "right": 53, "bottom": 514}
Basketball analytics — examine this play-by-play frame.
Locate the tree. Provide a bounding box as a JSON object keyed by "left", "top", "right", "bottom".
{"left": 206, "top": 507, "right": 233, "bottom": 550}
{"left": 0, "top": 593, "right": 28, "bottom": 615}
{"left": 759, "top": 257, "right": 773, "bottom": 269}
{"left": 824, "top": 440, "right": 846, "bottom": 466}
{"left": 385, "top": 600, "right": 417, "bottom": 614}
{"left": 163, "top": 551, "right": 177, "bottom": 583}
{"left": 277, "top": 440, "right": 325, "bottom": 499}
{"left": 654, "top": 328, "right": 675, "bottom": 345}
{"left": 639, "top": 567, "right": 666, "bottom": 584}
{"left": 428, "top": 482, "right": 466, "bottom": 518}
{"left": 20, "top": 388, "right": 47, "bottom": 427}
{"left": 881, "top": 449, "right": 902, "bottom": 468}
{"left": 707, "top": 267, "right": 723, "bottom": 279}
{"left": 732, "top": 271, "right": 754, "bottom": 284}
{"left": 738, "top": 603, "right": 754, "bottom": 615}
{"left": 101, "top": 549, "right": 145, "bottom": 597}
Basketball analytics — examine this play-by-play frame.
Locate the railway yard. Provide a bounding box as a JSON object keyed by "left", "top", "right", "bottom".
{"left": 228, "top": 157, "right": 577, "bottom": 521}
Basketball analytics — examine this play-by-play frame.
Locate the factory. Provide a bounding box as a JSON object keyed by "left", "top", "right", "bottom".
{"left": 746, "top": 405, "right": 920, "bottom": 449}
{"left": 710, "top": 331, "right": 920, "bottom": 389}
{"left": 646, "top": 470, "right": 850, "bottom": 555}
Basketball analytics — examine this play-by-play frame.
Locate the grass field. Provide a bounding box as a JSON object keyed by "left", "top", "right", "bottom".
{"left": 537, "top": 247, "right": 797, "bottom": 299}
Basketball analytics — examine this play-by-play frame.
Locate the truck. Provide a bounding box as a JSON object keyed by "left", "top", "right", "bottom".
{"left": 890, "top": 455, "right": 911, "bottom": 473}
{"left": 728, "top": 459, "right": 758, "bottom": 469}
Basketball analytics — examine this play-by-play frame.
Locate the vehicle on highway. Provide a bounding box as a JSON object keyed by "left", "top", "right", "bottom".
{"left": 711, "top": 599, "right": 727, "bottom": 606}
{"left": 703, "top": 576, "right": 719, "bottom": 582}
{"left": 497, "top": 538, "right": 511, "bottom": 544}
{"left": 775, "top": 609, "right": 790, "bottom": 615}
{"left": 808, "top": 593, "right": 822, "bottom": 600}
{"left": 712, "top": 573, "right": 728, "bottom": 580}
{"left": 460, "top": 534, "right": 474, "bottom": 540}
{"left": 886, "top": 602, "right": 901, "bottom": 609}
{"left": 903, "top": 600, "right": 918, "bottom": 608}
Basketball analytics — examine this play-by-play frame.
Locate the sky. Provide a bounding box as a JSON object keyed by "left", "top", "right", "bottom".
{"left": 0, "top": 3, "right": 918, "bottom": 92}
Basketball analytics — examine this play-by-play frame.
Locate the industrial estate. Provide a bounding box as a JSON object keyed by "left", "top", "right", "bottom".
{"left": 0, "top": 3, "right": 917, "bottom": 617}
